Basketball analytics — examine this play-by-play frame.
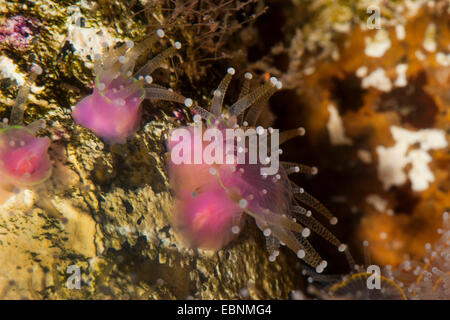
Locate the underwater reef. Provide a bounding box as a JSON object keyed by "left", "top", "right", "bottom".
{"left": 0, "top": 0, "right": 448, "bottom": 300}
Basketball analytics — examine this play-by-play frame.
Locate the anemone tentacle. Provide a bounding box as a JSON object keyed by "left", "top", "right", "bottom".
{"left": 167, "top": 69, "right": 354, "bottom": 271}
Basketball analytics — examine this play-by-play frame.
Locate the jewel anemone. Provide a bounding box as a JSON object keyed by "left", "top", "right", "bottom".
{"left": 72, "top": 29, "right": 191, "bottom": 144}
{"left": 0, "top": 64, "right": 51, "bottom": 203}
{"left": 167, "top": 68, "right": 354, "bottom": 272}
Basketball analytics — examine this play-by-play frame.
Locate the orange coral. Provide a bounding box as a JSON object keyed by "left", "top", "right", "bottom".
{"left": 280, "top": 6, "right": 449, "bottom": 267}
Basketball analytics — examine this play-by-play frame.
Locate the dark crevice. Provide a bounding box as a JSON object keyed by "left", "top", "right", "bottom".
{"left": 378, "top": 71, "right": 438, "bottom": 129}
{"left": 268, "top": 89, "right": 361, "bottom": 274}
{"left": 331, "top": 73, "right": 367, "bottom": 113}
{"left": 248, "top": 5, "right": 286, "bottom": 62}
{"left": 391, "top": 184, "right": 420, "bottom": 215}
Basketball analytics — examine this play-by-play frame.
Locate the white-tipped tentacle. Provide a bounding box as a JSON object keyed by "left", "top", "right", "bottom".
{"left": 229, "top": 79, "right": 278, "bottom": 117}
{"left": 26, "top": 119, "right": 46, "bottom": 134}
{"left": 145, "top": 86, "right": 186, "bottom": 104}
{"left": 134, "top": 47, "right": 178, "bottom": 79}
{"left": 10, "top": 64, "right": 42, "bottom": 126}
{"left": 210, "top": 67, "right": 235, "bottom": 116}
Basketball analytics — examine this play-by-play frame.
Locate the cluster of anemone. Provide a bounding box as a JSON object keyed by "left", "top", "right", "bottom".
{"left": 3, "top": 29, "right": 352, "bottom": 274}
{"left": 72, "top": 29, "right": 191, "bottom": 144}
{"left": 309, "top": 268, "right": 408, "bottom": 300}
{"left": 0, "top": 64, "right": 51, "bottom": 204}
{"left": 1, "top": 29, "right": 189, "bottom": 204}
{"left": 167, "top": 68, "right": 354, "bottom": 272}
{"left": 310, "top": 212, "right": 449, "bottom": 299}
{"left": 389, "top": 211, "right": 450, "bottom": 299}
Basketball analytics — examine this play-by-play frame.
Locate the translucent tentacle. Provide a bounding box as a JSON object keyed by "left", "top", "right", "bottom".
{"left": 134, "top": 47, "right": 177, "bottom": 79}
{"left": 96, "top": 43, "right": 128, "bottom": 73}
{"left": 245, "top": 103, "right": 264, "bottom": 127}
{"left": 0, "top": 118, "right": 9, "bottom": 129}
{"left": 229, "top": 77, "right": 280, "bottom": 116}
{"left": 272, "top": 225, "right": 322, "bottom": 267}
{"left": 239, "top": 73, "right": 252, "bottom": 99}
{"left": 95, "top": 42, "right": 132, "bottom": 88}
{"left": 296, "top": 234, "right": 324, "bottom": 268}
{"left": 238, "top": 76, "right": 281, "bottom": 121}
{"left": 119, "top": 34, "right": 161, "bottom": 74}
{"left": 10, "top": 64, "right": 42, "bottom": 126}
{"left": 26, "top": 119, "right": 46, "bottom": 134}
{"left": 292, "top": 185, "right": 338, "bottom": 225}
{"left": 237, "top": 72, "right": 252, "bottom": 124}
{"left": 210, "top": 67, "right": 234, "bottom": 116}
{"left": 112, "top": 78, "right": 146, "bottom": 99}
{"left": 145, "top": 87, "right": 186, "bottom": 104}
{"left": 281, "top": 161, "right": 318, "bottom": 175}
{"left": 292, "top": 206, "right": 344, "bottom": 247}
{"left": 279, "top": 127, "right": 305, "bottom": 145}
{"left": 248, "top": 209, "right": 304, "bottom": 234}
{"left": 266, "top": 211, "right": 305, "bottom": 234}
{"left": 244, "top": 73, "right": 277, "bottom": 126}
{"left": 192, "top": 106, "right": 214, "bottom": 121}
{"left": 265, "top": 234, "right": 280, "bottom": 255}
{"left": 97, "top": 31, "right": 160, "bottom": 74}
